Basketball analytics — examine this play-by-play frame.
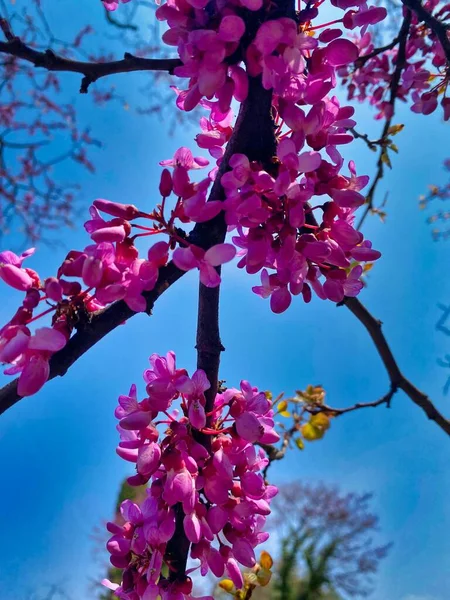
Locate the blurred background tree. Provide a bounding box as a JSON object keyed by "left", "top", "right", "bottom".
{"left": 269, "top": 483, "right": 391, "bottom": 600}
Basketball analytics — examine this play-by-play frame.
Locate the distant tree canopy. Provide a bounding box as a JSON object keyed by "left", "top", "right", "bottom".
{"left": 269, "top": 482, "right": 391, "bottom": 600}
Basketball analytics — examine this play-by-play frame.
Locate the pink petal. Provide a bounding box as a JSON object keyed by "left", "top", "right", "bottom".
{"left": 0, "top": 329, "right": 29, "bottom": 363}
{"left": 29, "top": 328, "right": 66, "bottom": 352}
{"left": 207, "top": 547, "right": 225, "bottom": 577}
{"left": 297, "top": 151, "right": 322, "bottom": 173}
{"left": 91, "top": 225, "right": 126, "bottom": 243}
{"left": 218, "top": 15, "right": 245, "bottom": 42}
{"left": 323, "top": 278, "right": 344, "bottom": 302}
{"left": 270, "top": 286, "right": 292, "bottom": 314}
{"left": 240, "top": 0, "right": 262, "bottom": 8}
{"left": 199, "top": 263, "right": 221, "bottom": 288}
{"left": 207, "top": 506, "right": 228, "bottom": 533}
{"left": 350, "top": 247, "right": 381, "bottom": 261}
{"left": 235, "top": 411, "right": 263, "bottom": 442}
{"left": 101, "top": 580, "right": 119, "bottom": 592}
{"left": 232, "top": 538, "right": 256, "bottom": 568}
{"left": 0, "top": 264, "right": 33, "bottom": 291}
{"left": 184, "top": 513, "right": 202, "bottom": 543}
{"left": 226, "top": 557, "right": 244, "bottom": 589}
{"left": 241, "top": 472, "right": 265, "bottom": 499}
{"left": 148, "top": 241, "right": 169, "bottom": 266}
{"left": 137, "top": 442, "right": 162, "bottom": 477}
{"left": 325, "top": 38, "right": 359, "bottom": 66}
{"left": 116, "top": 446, "right": 139, "bottom": 462}
{"left": 205, "top": 243, "right": 236, "bottom": 266}
{"left": 229, "top": 66, "right": 249, "bottom": 102}
{"left": 332, "top": 189, "right": 365, "bottom": 208}
{"left": 172, "top": 247, "right": 199, "bottom": 271}
{"left": 120, "top": 410, "right": 152, "bottom": 431}
{"left": 17, "top": 354, "right": 50, "bottom": 396}
{"left": 188, "top": 399, "right": 206, "bottom": 430}
{"left": 44, "top": 277, "right": 63, "bottom": 302}
{"left": 174, "top": 147, "right": 194, "bottom": 169}
{"left": 194, "top": 201, "right": 223, "bottom": 223}
{"left": 107, "top": 535, "right": 131, "bottom": 556}
{"left": 192, "top": 369, "right": 210, "bottom": 393}
{"left": 82, "top": 256, "right": 103, "bottom": 287}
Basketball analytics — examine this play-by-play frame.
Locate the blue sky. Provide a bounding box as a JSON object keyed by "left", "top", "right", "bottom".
{"left": 0, "top": 2, "right": 449, "bottom": 600}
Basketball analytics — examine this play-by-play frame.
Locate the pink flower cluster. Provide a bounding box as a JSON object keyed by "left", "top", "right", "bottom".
{"left": 343, "top": 1, "right": 450, "bottom": 120}
{"left": 154, "top": 0, "right": 387, "bottom": 116}
{"left": 104, "top": 351, "right": 278, "bottom": 600}
{"left": 224, "top": 138, "right": 381, "bottom": 312}
{"left": 156, "top": 0, "right": 253, "bottom": 114}
{"left": 165, "top": 5, "right": 383, "bottom": 313}
{"left": 0, "top": 0, "right": 393, "bottom": 394}
{"left": 0, "top": 181, "right": 235, "bottom": 395}
{"left": 0, "top": 248, "right": 69, "bottom": 396}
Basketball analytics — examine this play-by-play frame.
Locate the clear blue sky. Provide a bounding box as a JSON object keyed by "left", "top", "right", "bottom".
{"left": 0, "top": 2, "right": 449, "bottom": 600}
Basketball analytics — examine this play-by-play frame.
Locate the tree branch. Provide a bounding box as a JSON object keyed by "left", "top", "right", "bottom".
{"left": 164, "top": 58, "right": 278, "bottom": 584}
{"left": 0, "top": 262, "right": 185, "bottom": 416}
{"left": 310, "top": 386, "right": 398, "bottom": 417}
{"left": 401, "top": 0, "right": 450, "bottom": 64}
{"left": 196, "top": 281, "right": 224, "bottom": 429}
{"left": 0, "top": 35, "right": 181, "bottom": 93}
{"left": 260, "top": 422, "right": 299, "bottom": 477}
{"left": 356, "top": 11, "right": 412, "bottom": 230}
{"left": 354, "top": 35, "right": 401, "bottom": 68}
{"left": 344, "top": 297, "right": 450, "bottom": 436}
{"left": 0, "top": 6, "right": 278, "bottom": 423}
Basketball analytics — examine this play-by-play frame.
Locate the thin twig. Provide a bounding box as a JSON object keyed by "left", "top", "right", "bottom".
{"left": 309, "top": 386, "right": 398, "bottom": 417}
{"left": 355, "top": 35, "right": 401, "bottom": 68}
{"left": 344, "top": 297, "right": 450, "bottom": 436}
{"left": 356, "top": 11, "right": 412, "bottom": 230}
{"left": 401, "top": 0, "right": 450, "bottom": 64}
{"left": 260, "top": 421, "right": 299, "bottom": 477}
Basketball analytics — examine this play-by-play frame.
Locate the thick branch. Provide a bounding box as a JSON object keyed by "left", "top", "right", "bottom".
{"left": 0, "top": 36, "right": 181, "bottom": 93}
{"left": 0, "top": 262, "right": 185, "bottom": 416}
{"left": 0, "top": 51, "right": 276, "bottom": 424}
{"left": 165, "top": 69, "right": 277, "bottom": 582}
{"left": 196, "top": 280, "right": 224, "bottom": 420}
{"left": 401, "top": 0, "right": 450, "bottom": 63}
{"left": 344, "top": 297, "right": 450, "bottom": 436}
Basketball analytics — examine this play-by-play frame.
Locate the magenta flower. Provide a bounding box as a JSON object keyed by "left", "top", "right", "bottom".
{"left": 16, "top": 327, "right": 67, "bottom": 396}
{"left": 160, "top": 147, "right": 209, "bottom": 171}
{"left": 173, "top": 243, "right": 236, "bottom": 287}
{"left": 0, "top": 248, "right": 36, "bottom": 291}
{"left": 106, "top": 352, "right": 280, "bottom": 599}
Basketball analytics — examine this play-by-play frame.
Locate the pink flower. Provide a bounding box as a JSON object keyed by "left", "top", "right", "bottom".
{"left": 218, "top": 16, "right": 245, "bottom": 43}
{"left": 16, "top": 327, "right": 67, "bottom": 396}
{"left": 108, "top": 352, "right": 279, "bottom": 599}
{"left": 0, "top": 248, "right": 36, "bottom": 291}
{"left": 173, "top": 244, "right": 236, "bottom": 287}
{"left": 325, "top": 39, "right": 359, "bottom": 67}
{"left": 160, "top": 147, "right": 209, "bottom": 170}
